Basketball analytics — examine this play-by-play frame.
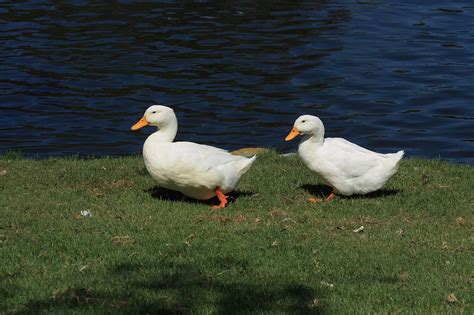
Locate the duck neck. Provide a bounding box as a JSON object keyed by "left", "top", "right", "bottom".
{"left": 150, "top": 117, "right": 178, "bottom": 143}
{"left": 300, "top": 132, "right": 324, "bottom": 147}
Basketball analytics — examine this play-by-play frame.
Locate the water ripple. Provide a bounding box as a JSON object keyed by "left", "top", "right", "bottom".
{"left": 0, "top": 0, "right": 473, "bottom": 163}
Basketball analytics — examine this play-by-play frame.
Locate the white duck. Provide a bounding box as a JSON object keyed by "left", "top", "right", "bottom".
{"left": 131, "top": 105, "right": 256, "bottom": 208}
{"left": 285, "top": 115, "right": 404, "bottom": 201}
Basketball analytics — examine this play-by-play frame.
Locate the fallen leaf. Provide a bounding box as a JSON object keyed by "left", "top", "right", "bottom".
{"left": 271, "top": 240, "right": 279, "bottom": 247}
{"left": 353, "top": 226, "right": 364, "bottom": 233}
{"left": 308, "top": 197, "right": 322, "bottom": 203}
{"left": 0, "top": 170, "right": 7, "bottom": 176}
{"left": 446, "top": 293, "right": 458, "bottom": 303}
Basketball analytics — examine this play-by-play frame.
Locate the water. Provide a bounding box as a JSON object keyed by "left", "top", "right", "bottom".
{"left": 1, "top": 0, "right": 473, "bottom": 163}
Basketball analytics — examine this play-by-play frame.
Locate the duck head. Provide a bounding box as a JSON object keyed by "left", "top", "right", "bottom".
{"left": 131, "top": 105, "right": 176, "bottom": 130}
{"left": 285, "top": 115, "right": 325, "bottom": 141}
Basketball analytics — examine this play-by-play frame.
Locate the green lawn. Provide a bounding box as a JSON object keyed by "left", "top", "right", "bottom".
{"left": 1, "top": 151, "right": 472, "bottom": 314}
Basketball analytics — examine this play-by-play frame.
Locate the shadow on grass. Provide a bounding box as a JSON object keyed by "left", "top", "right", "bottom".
{"left": 145, "top": 186, "right": 255, "bottom": 206}
{"left": 0, "top": 277, "right": 19, "bottom": 311}
{"left": 16, "top": 257, "right": 326, "bottom": 314}
{"left": 301, "top": 184, "right": 401, "bottom": 200}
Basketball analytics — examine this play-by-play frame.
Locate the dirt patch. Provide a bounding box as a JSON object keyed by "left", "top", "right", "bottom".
{"left": 89, "top": 188, "right": 106, "bottom": 198}
{"left": 456, "top": 217, "right": 473, "bottom": 227}
{"left": 111, "top": 235, "right": 133, "bottom": 245}
{"left": 269, "top": 209, "right": 288, "bottom": 218}
{"left": 110, "top": 179, "right": 135, "bottom": 188}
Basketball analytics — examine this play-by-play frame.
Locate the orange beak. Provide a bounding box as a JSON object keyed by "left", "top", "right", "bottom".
{"left": 285, "top": 127, "right": 301, "bottom": 141}
{"left": 131, "top": 116, "right": 149, "bottom": 130}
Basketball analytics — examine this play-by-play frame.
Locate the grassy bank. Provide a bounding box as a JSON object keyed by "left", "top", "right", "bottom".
{"left": 1, "top": 151, "right": 472, "bottom": 314}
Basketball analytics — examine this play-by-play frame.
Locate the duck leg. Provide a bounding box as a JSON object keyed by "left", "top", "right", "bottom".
{"left": 213, "top": 187, "right": 228, "bottom": 209}
{"left": 325, "top": 189, "right": 336, "bottom": 202}
{"left": 308, "top": 188, "right": 336, "bottom": 203}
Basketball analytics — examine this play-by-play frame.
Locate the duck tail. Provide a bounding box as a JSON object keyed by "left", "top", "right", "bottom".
{"left": 395, "top": 150, "right": 405, "bottom": 161}
{"left": 390, "top": 150, "right": 405, "bottom": 169}
{"left": 239, "top": 155, "right": 257, "bottom": 175}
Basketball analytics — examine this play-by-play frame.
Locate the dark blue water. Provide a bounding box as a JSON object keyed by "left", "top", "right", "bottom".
{"left": 1, "top": 1, "right": 473, "bottom": 163}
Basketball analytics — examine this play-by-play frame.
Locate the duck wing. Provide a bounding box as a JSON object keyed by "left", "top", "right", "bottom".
{"left": 322, "top": 138, "right": 386, "bottom": 178}
{"left": 170, "top": 142, "right": 247, "bottom": 170}
{"left": 151, "top": 141, "right": 249, "bottom": 180}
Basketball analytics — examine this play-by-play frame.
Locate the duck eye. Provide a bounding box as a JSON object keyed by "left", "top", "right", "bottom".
{"left": 152, "top": 111, "right": 156, "bottom": 114}
{"left": 302, "top": 120, "right": 306, "bottom": 123}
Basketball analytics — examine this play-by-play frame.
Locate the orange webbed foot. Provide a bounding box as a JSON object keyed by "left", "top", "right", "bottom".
{"left": 308, "top": 189, "right": 336, "bottom": 204}
{"left": 213, "top": 187, "right": 228, "bottom": 209}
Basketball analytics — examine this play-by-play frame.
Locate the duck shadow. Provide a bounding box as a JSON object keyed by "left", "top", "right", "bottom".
{"left": 301, "top": 184, "right": 401, "bottom": 200}
{"left": 145, "top": 186, "right": 255, "bottom": 206}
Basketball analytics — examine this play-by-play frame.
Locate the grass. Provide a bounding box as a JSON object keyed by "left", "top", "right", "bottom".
{"left": 0, "top": 151, "right": 472, "bottom": 314}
